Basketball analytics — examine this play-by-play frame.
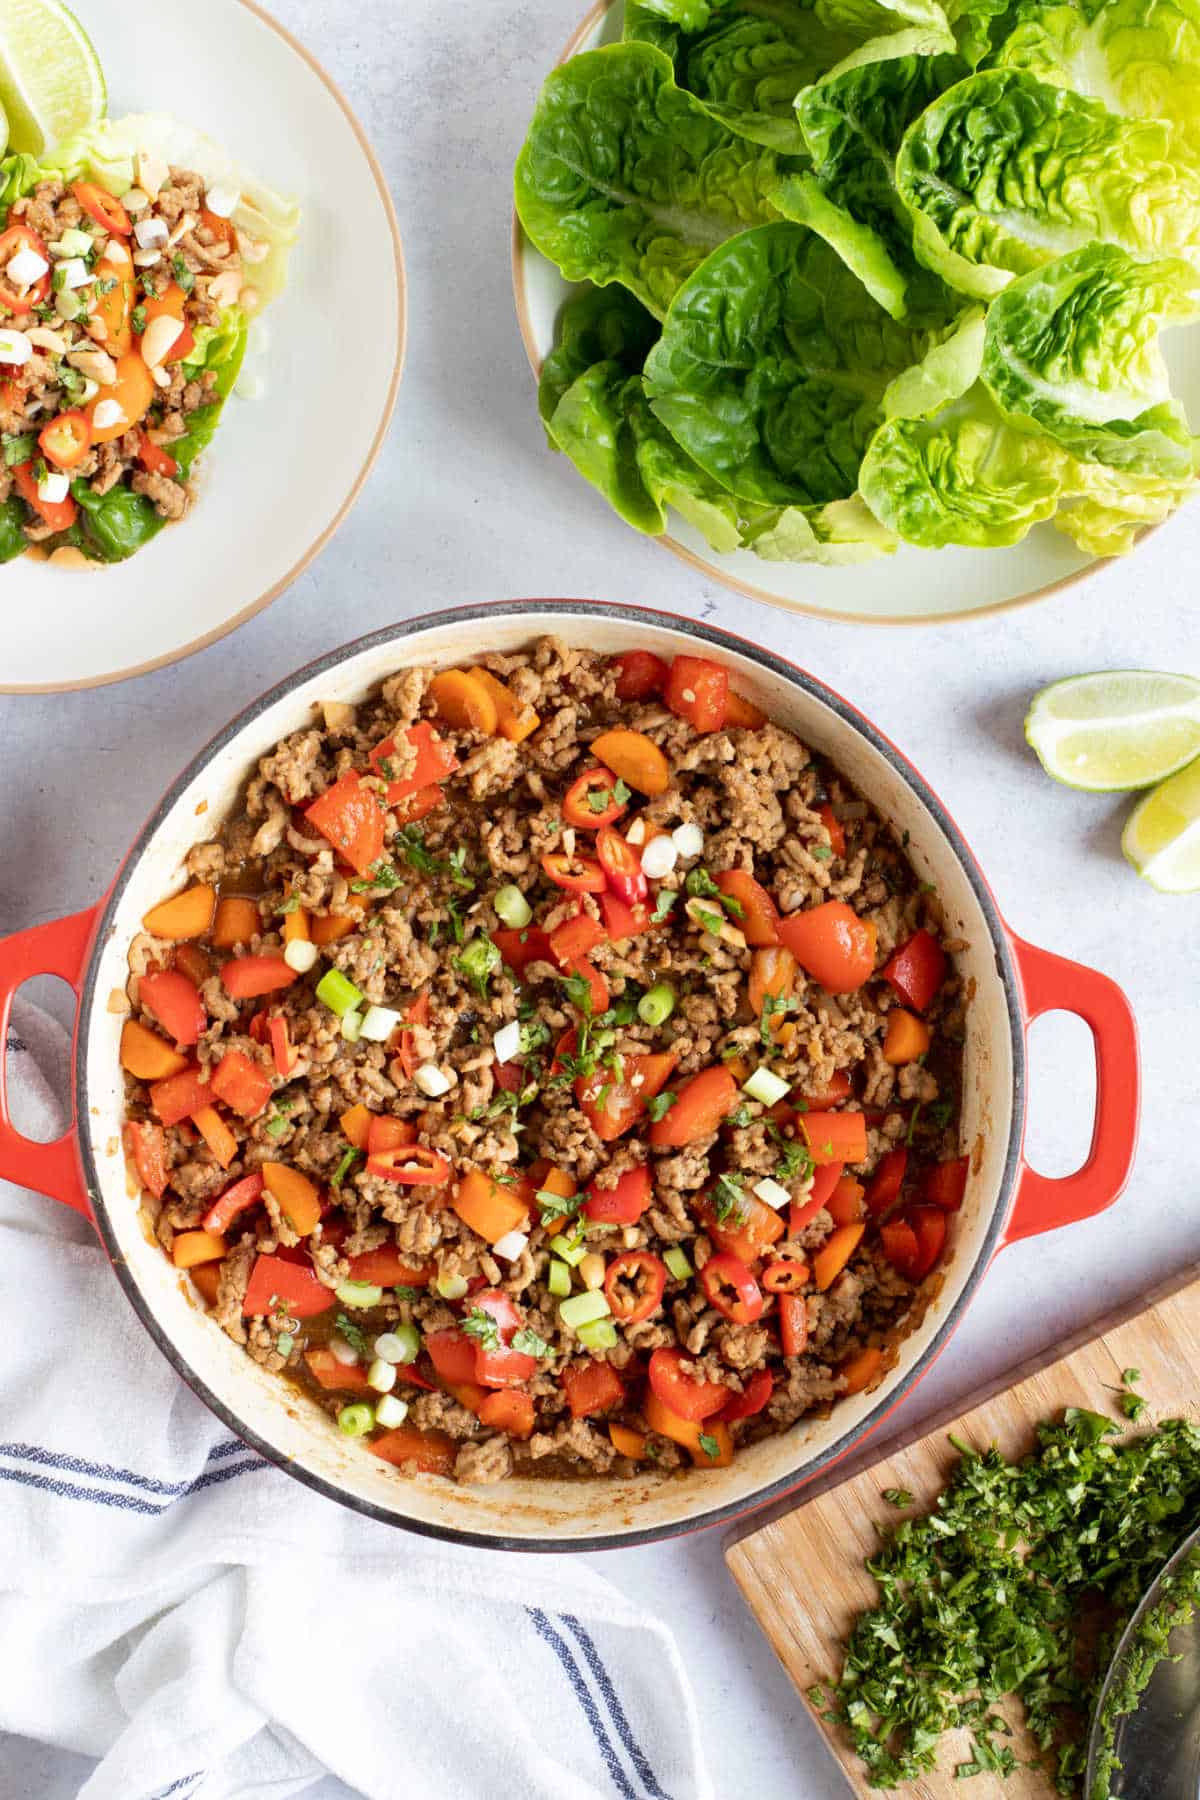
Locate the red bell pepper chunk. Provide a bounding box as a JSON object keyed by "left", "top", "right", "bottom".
{"left": 777, "top": 902, "right": 877, "bottom": 996}
{"left": 202, "top": 1170, "right": 265, "bottom": 1236}
{"left": 599, "top": 892, "right": 651, "bottom": 941}
{"left": 908, "top": 1205, "right": 948, "bottom": 1278}
{"left": 561, "top": 1359, "right": 626, "bottom": 1419}
{"left": 922, "top": 1153, "right": 969, "bottom": 1211}
{"left": 818, "top": 805, "right": 846, "bottom": 859}
{"left": 268, "top": 1016, "right": 295, "bottom": 1078}
{"left": 611, "top": 649, "right": 669, "bottom": 701}
{"left": 647, "top": 1347, "right": 727, "bottom": 1421}
{"left": 304, "top": 774, "right": 386, "bottom": 878}
{"left": 881, "top": 929, "right": 946, "bottom": 1013}
{"left": 596, "top": 825, "right": 647, "bottom": 906}
{"left": 548, "top": 911, "right": 608, "bottom": 966}
{"left": 778, "top": 1293, "right": 809, "bottom": 1357}
{"left": 865, "top": 1147, "right": 909, "bottom": 1215}
{"left": 369, "top": 721, "right": 460, "bottom": 805}
{"left": 13, "top": 458, "right": 77, "bottom": 532}
{"left": 576, "top": 1052, "right": 676, "bottom": 1142}
{"left": 346, "top": 1247, "right": 432, "bottom": 1289}
{"left": 583, "top": 1164, "right": 653, "bottom": 1224}
{"left": 123, "top": 1120, "right": 170, "bottom": 1199}
{"left": 665, "top": 655, "right": 729, "bottom": 733}
{"left": 425, "top": 1328, "right": 479, "bottom": 1387}
{"left": 477, "top": 1390, "right": 536, "bottom": 1438}
{"left": 798, "top": 1069, "right": 853, "bottom": 1112}
{"left": 392, "top": 992, "right": 429, "bottom": 1083}
{"left": 136, "top": 432, "right": 178, "bottom": 479}
{"left": 149, "top": 1064, "right": 214, "bottom": 1127}
{"left": 698, "top": 1189, "right": 785, "bottom": 1264}
{"left": 789, "top": 1160, "right": 845, "bottom": 1233}
{"left": 649, "top": 1065, "right": 738, "bottom": 1148}
{"left": 242, "top": 1253, "right": 334, "bottom": 1319}
{"left": 563, "top": 954, "right": 609, "bottom": 1016}
{"left": 880, "top": 1217, "right": 921, "bottom": 1280}
{"left": 719, "top": 1367, "right": 774, "bottom": 1422}
{"left": 370, "top": 1425, "right": 455, "bottom": 1475}
{"left": 714, "top": 870, "right": 780, "bottom": 946}
{"left": 490, "top": 927, "right": 554, "bottom": 974}
{"left": 210, "top": 1048, "right": 273, "bottom": 1121}
{"left": 219, "top": 955, "right": 297, "bottom": 1000}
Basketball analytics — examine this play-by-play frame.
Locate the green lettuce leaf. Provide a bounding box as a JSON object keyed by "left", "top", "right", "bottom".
{"left": 0, "top": 151, "right": 45, "bottom": 224}
{"left": 896, "top": 69, "right": 1200, "bottom": 298}
{"left": 740, "top": 492, "right": 899, "bottom": 559}
{"left": 991, "top": 0, "right": 1200, "bottom": 153}
{"left": 643, "top": 220, "right": 941, "bottom": 505}
{"left": 0, "top": 493, "right": 26, "bottom": 562}
{"left": 43, "top": 113, "right": 300, "bottom": 307}
{"left": 982, "top": 243, "right": 1200, "bottom": 477}
{"left": 783, "top": 34, "right": 966, "bottom": 316}
{"left": 538, "top": 283, "right": 660, "bottom": 430}
{"left": 1054, "top": 462, "right": 1197, "bottom": 552}
{"left": 514, "top": 43, "right": 789, "bottom": 318}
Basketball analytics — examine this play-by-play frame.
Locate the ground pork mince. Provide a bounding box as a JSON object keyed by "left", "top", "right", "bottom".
{"left": 120, "top": 638, "right": 968, "bottom": 1486}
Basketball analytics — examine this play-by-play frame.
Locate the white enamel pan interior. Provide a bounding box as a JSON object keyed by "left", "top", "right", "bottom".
{"left": 77, "top": 601, "right": 1023, "bottom": 1549}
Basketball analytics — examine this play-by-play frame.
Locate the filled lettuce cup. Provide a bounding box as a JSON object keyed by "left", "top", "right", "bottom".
{"left": 0, "top": 114, "right": 298, "bottom": 566}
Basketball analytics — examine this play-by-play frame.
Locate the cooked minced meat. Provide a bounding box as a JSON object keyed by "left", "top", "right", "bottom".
{"left": 121, "top": 639, "right": 969, "bottom": 1485}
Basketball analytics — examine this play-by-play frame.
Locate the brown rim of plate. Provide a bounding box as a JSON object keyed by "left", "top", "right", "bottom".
{"left": 509, "top": 0, "right": 1146, "bottom": 629}
{"left": 1, "top": 0, "right": 408, "bottom": 696}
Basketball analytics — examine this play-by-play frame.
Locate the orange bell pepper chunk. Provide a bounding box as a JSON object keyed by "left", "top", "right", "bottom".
{"left": 478, "top": 1390, "right": 536, "bottom": 1439}
{"left": 722, "top": 689, "right": 767, "bottom": 730}
{"left": 192, "top": 1104, "right": 238, "bottom": 1170}
{"left": 211, "top": 896, "right": 261, "bottom": 950}
{"left": 261, "top": 1163, "right": 321, "bottom": 1236}
{"left": 120, "top": 1018, "right": 188, "bottom": 1082}
{"left": 643, "top": 1393, "right": 734, "bottom": 1467}
{"left": 189, "top": 1261, "right": 221, "bottom": 1307}
{"left": 451, "top": 1168, "right": 527, "bottom": 1245}
{"left": 608, "top": 1422, "right": 649, "bottom": 1460}
{"left": 339, "top": 1102, "right": 375, "bottom": 1150}
{"left": 282, "top": 906, "right": 311, "bottom": 945}
{"left": 171, "top": 1229, "right": 227, "bottom": 1269}
{"left": 799, "top": 1110, "right": 869, "bottom": 1167}
{"left": 839, "top": 1346, "right": 885, "bottom": 1395}
{"left": 429, "top": 668, "right": 499, "bottom": 736}
{"left": 305, "top": 1348, "right": 372, "bottom": 1392}
{"left": 589, "top": 728, "right": 670, "bottom": 796}
{"left": 123, "top": 1119, "right": 171, "bottom": 1198}
{"left": 469, "top": 667, "right": 540, "bottom": 743}
{"left": 370, "top": 1425, "right": 455, "bottom": 1476}
{"left": 142, "top": 884, "right": 216, "bottom": 941}
{"left": 311, "top": 893, "right": 369, "bottom": 945}
{"left": 883, "top": 1008, "right": 931, "bottom": 1065}
{"left": 305, "top": 774, "right": 386, "bottom": 878}
{"left": 812, "top": 1221, "right": 866, "bottom": 1292}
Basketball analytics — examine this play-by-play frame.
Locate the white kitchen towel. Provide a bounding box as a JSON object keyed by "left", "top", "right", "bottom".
{"left": 0, "top": 999, "right": 710, "bottom": 1800}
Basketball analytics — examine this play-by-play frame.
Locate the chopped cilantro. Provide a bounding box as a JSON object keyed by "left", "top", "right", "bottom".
{"left": 906, "top": 1103, "right": 923, "bottom": 1146}
{"left": 397, "top": 826, "right": 438, "bottom": 875}
{"left": 928, "top": 1096, "right": 954, "bottom": 1130}
{"left": 537, "top": 1187, "right": 583, "bottom": 1228}
{"left": 172, "top": 255, "right": 196, "bottom": 293}
{"left": 447, "top": 847, "right": 473, "bottom": 890}
{"left": 697, "top": 1432, "right": 721, "bottom": 1461}
{"left": 519, "top": 1018, "right": 551, "bottom": 1057}
{"left": 511, "top": 1326, "right": 555, "bottom": 1360}
{"left": 882, "top": 1487, "right": 914, "bottom": 1507}
{"left": 455, "top": 935, "right": 500, "bottom": 1001}
{"left": 461, "top": 1308, "right": 502, "bottom": 1353}
{"left": 760, "top": 991, "right": 794, "bottom": 1048}
{"left": 692, "top": 904, "right": 724, "bottom": 936}
{"left": 711, "top": 1170, "right": 746, "bottom": 1225}
{"left": 645, "top": 1090, "right": 677, "bottom": 1124}
{"left": 335, "top": 1314, "right": 369, "bottom": 1357}
{"left": 2, "top": 432, "right": 36, "bottom": 468}
{"left": 131, "top": 302, "right": 148, "bottom": 334}
{"left": 350, "top": 860, "right": 401, "bottom": 894}
{"left": 650, "top": 888, "right": 679, "bottom": 925}
{"left": 560, "top": 970, "right": 596, "bottom": 1015}
{"left": 727, "top": 1103, "right": 753, "bottom": 1129}
{"left": 811, "top": 844, "right": 833, "bottom": 862}
{"left": 393, "top": 1285, "right": 421, "bottom": 1302}
{"left": 685, "top": 867, "right": 721, "bottom": 900}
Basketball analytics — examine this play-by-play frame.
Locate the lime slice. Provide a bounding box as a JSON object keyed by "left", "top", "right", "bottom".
{"left": 1122, "top": 756, "right": 1200, "bottom": 893}
{"left": 0, "top": 0, "right": 105, "bottom": 157}
{"left": 0, "top": 95, "right": 8, "bottom": 156}
{"left": 1025, "top": 670, "right": 1200, "bottom": 792}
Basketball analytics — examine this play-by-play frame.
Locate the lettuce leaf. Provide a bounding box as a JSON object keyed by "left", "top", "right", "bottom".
{"left": 43, "top": 113, "right": 300, "bottom": 307}
{"left": 643, "top": 220, "right": 942, "bottom": 505}
{"left": 982, "top": 243, "right": 1200, "bottom": 477}
{"left": 0, "top": 151, "right": 46, "bottom": 224}
{"left": 538, "top": 283, "right": 660, "bottom": 430}
{"left": 896, "top": 69, "right": 1200, "bottom": 298}
{"left": 991, "top": 0, "right": 1200, "bottom": 153}
{"left": 1054, "top": 463, "right": 1196, "bottom": 553}
{"left": 514, "top": 43, "right": 789, "bottom": 319}
{"left": 0, "top": 493, "right": 26, "bottom": 562}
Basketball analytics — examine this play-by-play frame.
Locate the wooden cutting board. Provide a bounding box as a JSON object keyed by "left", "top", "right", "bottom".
{"left": 725, "top": 1267, "right": 1200, "bottom": 1799}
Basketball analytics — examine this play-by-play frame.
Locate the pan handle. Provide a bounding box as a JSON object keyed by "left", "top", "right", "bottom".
{"left": 1000, "top": 934, "right": 1139, "bottom": 1250}
{"left": 0, "top": 906, "right": 101, "bottom": 1220}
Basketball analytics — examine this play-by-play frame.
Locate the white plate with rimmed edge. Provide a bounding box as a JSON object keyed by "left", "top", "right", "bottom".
{"left": 511, "top": 0, "right": 1200, "bottom": 626}
{"left": 2, "top": 0, "right": 406, "bottom": 692}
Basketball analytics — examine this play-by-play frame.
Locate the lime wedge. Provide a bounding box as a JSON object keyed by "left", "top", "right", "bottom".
{"left": 1025, "top": 670, "right": 1200, "bottom": 792}
{"left": 0, "top": 0, "right": 105, "bottom": 157}
{"left": 1122, "top": 757, "right": 1200, "bottom": 893}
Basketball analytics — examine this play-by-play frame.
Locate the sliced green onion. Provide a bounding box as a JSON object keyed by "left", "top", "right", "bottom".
{"left": 317, "top": 967, "right": 365, "bottom": 1018}
{"left": 664, "top": 1246, "right": 693, "bottom": 1281}
{"left": 435, "top": 1271, "right": 469, "bottom": 1301}
{"left": 331, "top": 1147, "right": 363, "bottom": 1190}
{"left": 577, "top": 1318, "right": 618, "bottom": 1352}
{"left": 337, "top": 1403, "right": 375, "bottom": 1437}
{"left": 559, "top": 1290, "right": 611, "bottom": 1330}
{"left": 275, "top": 1332, "right": 295, "bottom": 1358}
{"left": 494, "top": 884, "right": 532, "bottom": 929}
{"left": 264, "top": 1112, "right": 290, "bottom": 1140}
{"left": 335, "top": 1280, "right": 383, "bottom": 1309}
{"left": 376, "top": 1323, "right": 420, "bottom": 1364}
{"left": 367, "top": 1358, "right": 397, "bottom": 1394}
{"left": 550, "top": 1233, "right": 588, "bottom": 1269}
{"left": 374, "top": 1393, "right": 409, "bottom": 1429}
{"left": 548, "top": 1258, "right": 572, "bottom": 1298}
{"left": 638, "top": 981, "right": 677, "bottom": 1027}
{"left": 340, "top": 1010, "right": 364, "bottom": 1044}
{"left": 743, "top": 1065, "right": 791, "bottom": 1106}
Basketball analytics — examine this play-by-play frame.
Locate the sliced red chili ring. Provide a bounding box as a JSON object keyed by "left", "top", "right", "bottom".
{"left": 562, "top": 765, "right": 628, "bottom": 830}
{"left": 72, "top": 180, "right": 132, "bottom": 236}
{"left": 38, "top": 409, "right": 92, "bottom": 471}
{"left": 596, "top": 825, "right": 648, "bottom": 905}
{"left": 719, "top": 1367, "right": 774, "bottom": 1422}
{"left": 778, "top": 1292, "right": 808, "bottom": 1356}
{"left": 699, "top": 1251, "right": 764, "bottom": 1325}
{"left": 364, "top": 1144, "right": 450, "bottom": 1185}
{"left": 541, "top": 851, "right": 607, "bottom": 894}
{"left": 603, "top": 1251, "right": 667, "bottom": 1325}
{"left": 762, "top": 1258, "right": 810, "bottom": 1293}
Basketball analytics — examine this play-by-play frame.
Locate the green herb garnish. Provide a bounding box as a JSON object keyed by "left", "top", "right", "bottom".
{"left": 645, "top": 1090, "right": 677, "bottom": 1124}
{"left": 456, "top": 934, "right": 500, "bottom": 1001}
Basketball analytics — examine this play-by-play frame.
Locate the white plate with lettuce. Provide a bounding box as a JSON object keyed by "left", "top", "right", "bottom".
{"left": 1, "top": 0, "right": 404, "bottom": 691}
{"left": 512, "top": 0, "right": 1200, "bottom": 624}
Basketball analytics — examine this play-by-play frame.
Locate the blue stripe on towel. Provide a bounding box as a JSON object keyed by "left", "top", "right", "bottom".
{"left": 561, "top": 1612, "right": 672, "bottom": 1800}
{"left": 151, "top": 1773, "right": 204, "bottom": 1799}
{"left": 0, "top": 1463, "right": 163, "bottom": 1515}
{"left": 0, "top": 1440, "right": 265, "bottom": 1498}
{"left": 527, "top": 1606, "right": 639, "bottom": 1798}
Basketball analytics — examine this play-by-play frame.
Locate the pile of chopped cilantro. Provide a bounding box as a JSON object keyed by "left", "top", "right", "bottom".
{"left": 811, "top": 1387, "right": 1200, "bottom": 1794}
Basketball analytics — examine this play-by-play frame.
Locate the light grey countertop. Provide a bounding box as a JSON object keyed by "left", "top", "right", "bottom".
{"left": 2, "top": 1, "right": 1199, "bottom": 1794}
